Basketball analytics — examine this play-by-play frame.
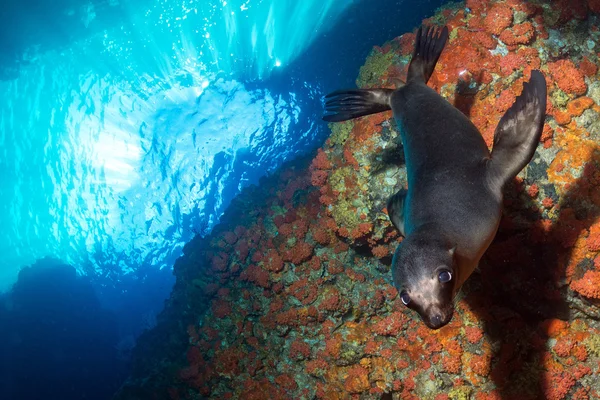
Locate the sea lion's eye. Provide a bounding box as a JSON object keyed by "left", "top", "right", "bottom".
{"left": 438, "top": 270, "right": 452, "bottom": 283}
{"left": 400, "top": 291, "right": 411, "bottom": 305}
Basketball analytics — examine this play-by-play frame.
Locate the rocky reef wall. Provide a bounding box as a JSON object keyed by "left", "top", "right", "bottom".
{"left": 116, "top": 1, "right": 600, "bottom": 399}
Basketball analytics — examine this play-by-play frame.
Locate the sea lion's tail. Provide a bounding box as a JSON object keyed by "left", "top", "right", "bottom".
{"left": 407, "top": 25, "right": 449, "bottom": 84}
{"left": 322, "top": 88, "right": 394, "bottom": 122}
{"left": 486, "top": 70, "right": 547, "bottom": 190}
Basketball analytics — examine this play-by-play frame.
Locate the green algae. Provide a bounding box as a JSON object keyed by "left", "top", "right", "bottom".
{"left": 331, "top": 199, "right": 362, "bottom": 231}
{"left": 583, "top": 332, "right": 600, "bottom": 356}
{"left": 329, "top": 120, "right": 354, "bottom": 147}
{"left": 357, "top": 49, "right": 395, "bottom": 88}
{"left": 336, "top": 341, "right": 365, "bottom": 366}
{"left": 329, "top": 167, "right": 353, "bottom": 194}
{"left": 448, "top": 386, "right": 472, "bottom": 400}
{"left": 551, "top": 89, "right": 570, "bottom": 108}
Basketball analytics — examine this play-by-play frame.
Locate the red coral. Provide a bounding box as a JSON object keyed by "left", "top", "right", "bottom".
{"left": 343, "top": 148, "right": 359, "bottom": 169}
{"left": 212, "top": 300, "right": 232, "bottom": 318}
{"left": 306, "top": 359, "right": 328, "bottom": 376}
{"left": 319, "top": 194, "right": 334, "bottom": 206}
{"left": 372, "top": 245, "right": 390, "bottom": 259}
{"left": 292, "top": 219, "right": 309, "bottom": 239}
{"left": 466, "top": 0, "right": 488, "bottom": 14}
{"left": 541, "top": 123, "right": 554, "bottom": 143}
{"left": 312, "top": 149, "right": 332, "bottom": 170}
{"left": 570, "top": 270, "right": 600, "bottom": 298}
{"left": 350, "top": 222, "right": 373, "bottom": 239}
{"left": 239, "top": 264, "right": 271, "bottom": 288}
{"left": 311, "top": 169, "right": 328, "bottom": 187}
{"left": 484, "top": 3, "right": 513, "bottom": 36}
{"left": 380, "top": 348, "right": 393, "bottom": 358}
{"left": 223, "top": 231, "right": 237, "bottom": 245}
{"left": 274, "top": 374, "right": 298, "bottom": 392}
{"left": 324, "top": 337, "right": 341, "bottom": 358}
{"left": 235, "top": 240, "right": 249, "bottom": 261}
{"left": 312, "top": 227, "right": 331, "bottom": 245}
{"left": 240, "top": 378, "right": 286, "bottom": 400}
{"left": 398, "top": 32, "right": 416, "bottom": 55}
{"left": 499, "top": 22, "right": 535, "bottom": 46}
{"left": 262, "top": 249, "right": 284, "bottom": 273}
{"left": 327, "top": 259, "right": 344, "bottom": 275}
{"left": 542, "top": 197, "right": 554, "bottom": 209}
{"left": 540, "top": 371, "right": 576, "bottom": 400}
{"left": 548, "top": 60, "right": 587, "bottom": 95}
{"left": 275, "top": 308, "right": 300, "bottom": 326}
{"left": 346, "top": 268, "right": 366, "bottom": 282}
{"left": 307, "top": 256, "right": 321, "bottom": 271}
{"left": 283, "top": 241, "right": 314, "bottom": 264}
{"left": 334, "top": 241, "right": 349, "bottom": 254}
{"left": 528, "top": 184, "right": 539, "bottom": 198}
{"left": 499, "top": 52, "right": 525, "bottom": 75}
{"left": 495, "top": 89, "right": 516, "bottom": 114}
{"left": 210, "top": 252, "right": 229, "bottom": 272}
{"left": 344, "top": 365, "right": 370, "bottom": 394}
{"left": 580, "top": 57, "right": 598, "bottom": 77}
{"left": 469, "top": 353, "right": 491, "bottom": 376}
{"left": 371, "top": 312, "right": 407, "bottom": 336}
{"left": 573, "top": 364, "right": 592, "bottom": 379}
{"left": 518, "top": 47, "right": 542, "bottom": 69}
{"left": 214, "top": 348, "right": 241, "bottom": 377}
{"left": 442, "top": 354, "right": 461, "bottom": 374}
{"left": 553, "top": 337, "right": 574, "bottom": 357}
{"left": 464, "top": 326, "right": 484, "bottom": 344}
{"left": 364, "top": 339, "right": 380, "bottom": 355}
{"left": 473, "top": 31, "right": 496, "bottom": 49}
{"left": 289, "top": 339, "right": 311, "bottom": 360}
{"left": 571, "top": 345, "right": 588, "bottom": 361}
{"left": 278, "top": 223, "right": 293, "bottom": 238}
{"left": 541, "top": 319, "right": 569, "bottom": 338}
{"left": 319, "top": 291, "right": 342, "bottom": 312}
{"left": 572, "top": 388, "right": 590, "bottom": 400}
{"left": 288, "top": 278, "right": 319, "bottom": 305}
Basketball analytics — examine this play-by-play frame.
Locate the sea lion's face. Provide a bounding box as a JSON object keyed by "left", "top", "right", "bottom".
{"left": 391, "top": 239, "right": 457, "bottom": 329}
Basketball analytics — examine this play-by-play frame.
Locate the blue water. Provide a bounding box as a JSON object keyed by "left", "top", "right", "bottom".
{"left": 0, "top": 0, "right": 355, "bottom": 291}
{"left": 0, "top": 0, "right": 441, "bottom": 398}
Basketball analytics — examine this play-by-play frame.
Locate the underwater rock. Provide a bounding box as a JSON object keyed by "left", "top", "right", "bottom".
{"left": 115, "top": 1, "right": 600, "bottom": 399}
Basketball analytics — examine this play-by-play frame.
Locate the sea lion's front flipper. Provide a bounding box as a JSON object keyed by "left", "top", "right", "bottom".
{"left": 387, "top": 188, "right": 407, "bottom": 237}
{"left": 487, "top": 70, "right": 547, "bottom": 190}
{"left": 323, "top": 89, "right": 394, "bottom": 122}
{"left": 407, "top": 25, "right": 449, "bottom": 84}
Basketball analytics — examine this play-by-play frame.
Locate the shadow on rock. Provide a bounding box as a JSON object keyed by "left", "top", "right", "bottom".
{"left": 464, "top": 145, "right": 600, "bottom": 398}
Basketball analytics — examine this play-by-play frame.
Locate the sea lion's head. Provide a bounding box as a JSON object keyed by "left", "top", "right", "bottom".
{"left": 391, "top": 234, "right": 457, "bottom": 329}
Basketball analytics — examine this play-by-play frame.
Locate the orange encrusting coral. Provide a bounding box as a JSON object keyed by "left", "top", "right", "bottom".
{"left": 547, "top": 59, "right": 588, "bottom": 96}
{"left": 570, "top": 270, "right": 600, "bottom": 299}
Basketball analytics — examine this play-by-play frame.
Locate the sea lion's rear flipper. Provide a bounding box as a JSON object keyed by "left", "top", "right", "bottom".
{"left": 487, "top": 70, "right": 547, "bottom": 190}
{"left": 407, "top": 25, "right": 449, "bottom": 84}
{"left": 322, "top": 89, "right": 394, "bottom": 122}
{"left": 387, "top": 188, "right": 407, "bottom": 237}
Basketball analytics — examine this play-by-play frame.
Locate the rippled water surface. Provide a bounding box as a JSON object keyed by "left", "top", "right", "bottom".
{"left": 0, "top": 0, "right": 352, "bottom": 289}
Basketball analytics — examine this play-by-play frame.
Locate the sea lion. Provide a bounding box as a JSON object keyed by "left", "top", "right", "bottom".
{"left": 323, "top": 25, "right": 547, "bottom": 329}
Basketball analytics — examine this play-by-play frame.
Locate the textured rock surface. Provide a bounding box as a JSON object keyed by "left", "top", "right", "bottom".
{"left": 116, "top": 1, "right": 600, "bottom": 399}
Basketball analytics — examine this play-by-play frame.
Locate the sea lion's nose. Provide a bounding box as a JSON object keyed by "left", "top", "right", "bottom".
{"left": 429, "top": 314, "right": 443, "bottom": 329}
